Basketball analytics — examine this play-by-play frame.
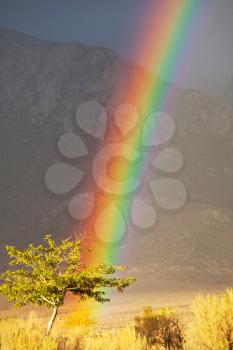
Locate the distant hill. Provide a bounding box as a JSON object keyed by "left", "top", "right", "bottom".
{"left": 0, "top": 29, "right": 233, "bottom": 280}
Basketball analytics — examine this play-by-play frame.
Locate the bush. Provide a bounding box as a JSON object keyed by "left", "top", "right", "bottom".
{"left": 186, "top": 289, "right": 233, "bottom": 350}
{"left": 134, "top": 306, "right": 184, "bottom": 349}
{"left": 63, "top": 302, "right": 96, "bottom": 329}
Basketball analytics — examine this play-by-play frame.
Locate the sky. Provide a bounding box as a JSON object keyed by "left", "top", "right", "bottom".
{"left": 0, "top": 0, "right": 233, "bottom": 98}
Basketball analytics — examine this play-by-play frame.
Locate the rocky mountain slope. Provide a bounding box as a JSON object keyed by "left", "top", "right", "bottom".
{"left": 0, "top": 29, "right": 233, "bottom": 279}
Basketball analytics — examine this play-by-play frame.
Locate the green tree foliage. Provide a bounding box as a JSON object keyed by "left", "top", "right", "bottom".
{"left": 186, "top": 289, "right": 233, "bottom": 350}
{"left": 135, "top": 305, "right": 184, "bottom": 349}
{"left": 0, "top": 234, "right": 135, "bottom": 334}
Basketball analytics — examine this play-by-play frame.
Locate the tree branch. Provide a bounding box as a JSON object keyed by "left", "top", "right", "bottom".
{"left": 41, "top": 295, "right": 55, "bottom": 306}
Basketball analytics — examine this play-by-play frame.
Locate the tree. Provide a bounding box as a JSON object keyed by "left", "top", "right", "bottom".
{"left": 0, "top": 234, "right": 135, "bottom": 334}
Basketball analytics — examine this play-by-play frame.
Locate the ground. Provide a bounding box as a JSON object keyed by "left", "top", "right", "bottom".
{"left": 0, "top": 278, "right": 230, "bottom": 331}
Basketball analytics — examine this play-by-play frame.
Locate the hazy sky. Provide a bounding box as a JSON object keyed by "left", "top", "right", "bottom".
{"left": 0, "top": 0, "right": 233, "bottom": 98}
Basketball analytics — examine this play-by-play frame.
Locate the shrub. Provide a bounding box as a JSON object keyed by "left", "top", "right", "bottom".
{"left": 63, "top": 302, "right": 96, "bottom": 328}
{"left": 134, "top": 306, "right": 184, "bottom": 349}
{"left": 186, "top": 289, "right": 233, "bottom": 350}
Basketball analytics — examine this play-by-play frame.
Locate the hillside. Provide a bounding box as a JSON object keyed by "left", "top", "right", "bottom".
{"left": 0, "top": 29, "right": 233, "bottom": 280}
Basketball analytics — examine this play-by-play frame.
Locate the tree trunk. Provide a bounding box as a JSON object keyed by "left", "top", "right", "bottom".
{"left": 46, "top": 306, "right": 58, "bottom": 335}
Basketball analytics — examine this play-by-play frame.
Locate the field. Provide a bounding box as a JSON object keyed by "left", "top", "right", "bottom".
{"left": 0, "top": 277, "right": 232, "bottom": 349}
{"left": 0, "top": 278, "right": 229, "bottom": 327}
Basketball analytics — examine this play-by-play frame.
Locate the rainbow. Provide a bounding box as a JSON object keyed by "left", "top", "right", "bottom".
{"left": 70, "top": 0, "right": 206, "bottom": 321}
{"left": 81, "top": 0, "right": 204, "bottom": 269}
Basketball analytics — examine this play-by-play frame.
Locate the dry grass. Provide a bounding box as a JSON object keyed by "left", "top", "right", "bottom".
{"left": 1, "top": 289, "right": 233, "bottom": 350}
{"left": 0, "top": 306, "right": 184, "bottom": 350}
{"left": 0, "top": 313, "right": 153, "bottom": 350}
{"left": 185, "top": 289, "right": 233, "bottom": 350}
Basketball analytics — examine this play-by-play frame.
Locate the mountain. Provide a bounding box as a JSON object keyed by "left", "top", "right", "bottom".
{"left": 0, "top": 29, "right": 233, "bottom": 280}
